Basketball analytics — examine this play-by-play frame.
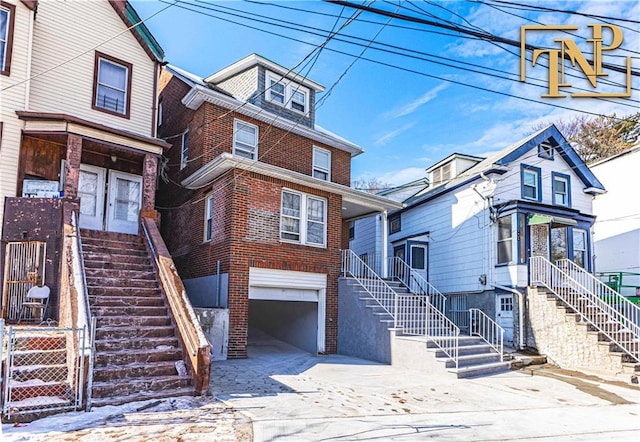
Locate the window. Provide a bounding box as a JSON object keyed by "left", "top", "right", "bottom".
{"left": 517, "top": 213, "right": 526, "bottom": 264}
{"left": 538, "top": 141, "right": 554, "bottom": 159}
{"left": 180, "top": 130, "right": 189, "bottom": 170}
{"left": 521, "top": 165, "right": 541, "bottom": 201}
{"left": 551, "top": 227, "right": 568, "bottom": 262}
{"left": 389, "top": 214, "right": 401, "bottom": 234}
{"left": 93, "top": 52, "right": 132, "bottom": 117}
{"left": 204, "top": 194, "right": 214, "bottom": 242}
{"left": 280, "top": 190, "right": 327, "bottom": 247}
{"left": 411, "top": 245, "right": 427, "bottom": 270}
{"left": 552, "top": 172, "right": 570, "bottom": 207}
{"left": 1, "top": 2, "right": 15, "bottom": 76}
{"left": 348, "top": 221, "right": 355, "bottom": 241}
{"left": 233, "top": 119, "right": 258, "bottom": 160}
{"left": 312, "top": 147, "right": 331, "bottom": 181}
{"left": 157, "top": 100, "right": 163, "bottom": 128}
{"left": 265, "top": 71, "right": 309, "bottom": 114}
{"left": 497, "top": 215, "right": 512, "bottom": 264}
{"left": 431, "top": 163, "right": 452, "bottom": 186}
{"left": 572, "top": 229, "right": 587, "bottom": 268}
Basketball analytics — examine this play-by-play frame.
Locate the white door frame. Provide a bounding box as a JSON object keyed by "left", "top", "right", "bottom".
{"left": 496, "top": 293, "right": 514, "bottom": 345}
{"left": 77, "top": 164, "right": 106, "bottom": 231}
{"left": 106, "top": 170, "right": 143, "bottom": 234}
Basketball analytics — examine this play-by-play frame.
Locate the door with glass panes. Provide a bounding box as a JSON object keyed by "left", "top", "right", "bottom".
{"left": 106, "top": 170, "right": 142, "bottom": 234}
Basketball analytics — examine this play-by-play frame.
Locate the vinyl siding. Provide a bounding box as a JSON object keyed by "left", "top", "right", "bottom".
{"left": 349, "top": 215, "right": 382, "bottom": 259}
{"left": 0, "top": 1, "right": 32, "bottom": 224}
{"left": 27, "top": 0, "right": 156, "bottom": 136}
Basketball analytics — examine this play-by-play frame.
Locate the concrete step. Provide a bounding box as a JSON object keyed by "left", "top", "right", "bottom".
{"left": 448, "top": 361, "right": 511, "bottom": 378}
{"left": 434, "top": 343, "right": 493, "bottom": 358}
{"left": 89, "top": 295, "right": 165, "bottom": 307}
{"left": 95, "top": 347, "right": 183, "bottom": 366}
{"left": 426, "top": 336, "right": 484, "bottom": 348}
{"left": 92, "top": 360, "right": 180, "bottom": 382}
{"left": 80, "top": 229, "right": 141, "bottom": 242}
{"left": 94, "top": 336, "right": 179, "bottom": 352}
{"left": 12, "top": 335, "right": 66, "bottom": 351}
{"left": 8, "top": 381, "right": 69, "bottom": 402}
{"left": 92, "top": 305, "right": 168, "bottom": 317}
{"left": 12, "top": 349, "right": 66, "bottom": 366}
{"left": 440, "top": 352, "right": 502, "bottom": 368}
{"left": 82, "top": 244, "right": 148, "bottom": 257}
{"left": 11, "top": 364, "right": 68, "bottom": 383}
{"left": 85, "top": 269, "right": 157, "bottom": 280}
{"left": 95, "top": 326, "right": 176, "bottom": 340}
{"left": 83, "top": 260, "right": 152, "bottom": 272}
{"left": 92, "top": 374, "right": 191, "bottom": 399}
{"left": 96, "top": 315, "right": 172, "bottom": 328}
{"left": 87, "top": 286, "right": 162, "bottom": 297}
{"left": 90, "top": 386, "right": 195, "bottom": 408}
{"left": 84, "top": 253, "right": 151, "bottom": 266}
{"left": 86, "top": 277, "right": 159, "bottom": 289}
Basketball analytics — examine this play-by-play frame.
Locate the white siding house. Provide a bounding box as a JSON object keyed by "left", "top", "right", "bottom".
{"left": 350, "top": 125, "right": 605, "bottom": 345}
{"left": 592, "top": 146, "right": 640, "bottom": 296}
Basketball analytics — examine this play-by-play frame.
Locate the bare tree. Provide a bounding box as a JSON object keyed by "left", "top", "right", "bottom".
{"left": 351, "top": 177, "right": 392, "bottom": 194}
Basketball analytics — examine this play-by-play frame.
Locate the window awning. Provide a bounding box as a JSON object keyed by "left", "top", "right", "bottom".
{"left": 528, "top": 214, "right": 577, "bottom": 226}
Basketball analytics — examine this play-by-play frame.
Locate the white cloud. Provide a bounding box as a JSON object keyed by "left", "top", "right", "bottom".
{"left": 378, "top": 167, "right": 429, "bottom": 187}
{"left": 373, "top": 123, "right": 415, "bottom": 146}
{"left": 382, "top": 83, "right": 449, "bottom": 119}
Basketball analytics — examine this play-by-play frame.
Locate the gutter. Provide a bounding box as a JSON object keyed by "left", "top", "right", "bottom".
{"left": 490, "top": 283, "right": 525, "bottom": 350}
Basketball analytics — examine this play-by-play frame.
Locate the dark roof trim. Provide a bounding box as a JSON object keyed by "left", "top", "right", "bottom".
{"left": 495, "top": 199, "right": 596, "bottom": 223}
{"left": 109, "top": 1, "right": 164, "bottom": 62}
{"left": 16, "top": 111, "right": 171, "bottom": 148}
{"left": 20, "top": 0, "right": 37, "bottom": 10}
{"left": 497, "top": 125, "right": 604, "bottom": 191}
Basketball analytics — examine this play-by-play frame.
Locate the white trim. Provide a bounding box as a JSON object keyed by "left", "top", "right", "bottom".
{"left": 312, "top": 146, "right": 331, "bottom": 181}
{"left": 233, "top": 119, "right": 258, "bottom": 160}
{"left": 280, "top": 189, "right": 327, "bottom": 248}
{"left": 106, "top": 170, "right": 143, "bottom": 234}
{"left": 96, "top": 57, "right": 129, "bottom": 115}
{"left": 265, "top": 70, "right": 310, "bottom": 115}
{"left": 204, "top": 193, "right": 213, "bottom": 242}
{"left": 180, "top": 130, "right": 189, "bottom": 169}
{"left": 182, "top": 86, "right": 363, "bottom": 156}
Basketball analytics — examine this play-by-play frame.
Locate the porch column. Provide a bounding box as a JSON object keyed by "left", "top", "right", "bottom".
{"left": 381, "top": 210, "right": 388, "bottom": 278}
{"left": 141, "top": 153, "right": 158, "bottom": 220}
{"left": 63, "top": 134, "right": 82, "bottom": 199}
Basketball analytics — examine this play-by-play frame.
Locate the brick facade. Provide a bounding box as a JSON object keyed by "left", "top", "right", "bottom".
{"left": 158, "top": 69, "right": 353, "bottom": 357}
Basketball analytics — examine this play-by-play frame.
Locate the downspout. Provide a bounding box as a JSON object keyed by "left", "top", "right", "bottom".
{"left": 24, "top": 9, "right": 36, "bottom": 109}
{"left": 381, "top": 210, "right": 388, "bottom": 278}
{"left": 491, "top": 283, "right": 525, "bottom": 350}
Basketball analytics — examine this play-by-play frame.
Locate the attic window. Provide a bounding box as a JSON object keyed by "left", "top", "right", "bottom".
{"left": 538, "top": 141, "right": 554, "bottom": 159}
{"left": 431, "top": 163, "right": 452, "bottom": 186}
{"left": 265, "top": 71, "right": 309, "bottom": 114}
{"left": 92, "top": 52, "right": 132, "bottom": 118}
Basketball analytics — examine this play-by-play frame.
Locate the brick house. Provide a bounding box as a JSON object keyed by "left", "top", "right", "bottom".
{"left": 157, "top": 55, "right": 401, "bottom": 358}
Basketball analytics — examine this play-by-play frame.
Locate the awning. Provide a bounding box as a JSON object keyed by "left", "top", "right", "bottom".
{"left": 528, "top": 214, "right": 577, "bottom": 226}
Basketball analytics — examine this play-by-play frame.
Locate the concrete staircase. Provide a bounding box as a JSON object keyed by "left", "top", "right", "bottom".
{"left": 339, "top": 277, "right": 509, "bottom": 378}
{"left": 81, "top": 229, "right": 192, "bottom": 407}
{"left": 528, "top": 287, "right": 640, "bottom": 381}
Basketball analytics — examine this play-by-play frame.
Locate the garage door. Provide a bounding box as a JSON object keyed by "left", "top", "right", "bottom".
{"left": 248, "top": 268, "right": 327, "bottom": 353}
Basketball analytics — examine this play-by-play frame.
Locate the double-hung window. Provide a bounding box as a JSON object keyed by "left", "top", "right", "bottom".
{"left": 233, "top": 119, "right": 258, "bottom": 160}
{"left": 521, "top": 165, "right": 541, "bottom": 201}
{"left": 266, "top": 71, "right": 309, "bottom": 114}
{"left": 497, "top": 215, "right": 513, "bottom": 264}
{"left": 93, "top": 52, "right": 132, "bottom": 117}
{"left": 572, "top": 229, "right": 587, "bottom": 268}
{"left": 389, "top": 214, "right": 401, "bottom": 234}
{"left": 204, "top": 194, "right": 214, "bottom": 242}
{"left": 1, "top": 2, "right": 15, "bottom": 75}
{"left": 312, "top": 147, "right": 331, "bottom": 181}
{"left": 180, "top": 130, "right": 189, "bottom": 170}
{"left": 552, "top": 172, "right": 570, "bottom": 207}
{"left": 280, "top": 190, "right": 327, "bottom": 247}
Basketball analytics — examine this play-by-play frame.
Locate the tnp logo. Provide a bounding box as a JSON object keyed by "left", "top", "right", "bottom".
{"left": 520, "top": 24, "right": 633, "bottom": 98}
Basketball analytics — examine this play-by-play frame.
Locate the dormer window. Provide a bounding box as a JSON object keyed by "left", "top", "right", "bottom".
{"left": 266, "top": 71, "right": 309, "bottom": 114}
{"left": 431, "top": 163, "right": 451, "bottom": 186}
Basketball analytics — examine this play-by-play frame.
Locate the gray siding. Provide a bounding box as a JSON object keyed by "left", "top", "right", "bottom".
{"left": 216, "top": 66, "right": 259, "bottom": 102}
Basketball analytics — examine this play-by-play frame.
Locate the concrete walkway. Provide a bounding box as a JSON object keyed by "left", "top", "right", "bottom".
{"left": 211, "top": 333, "right": 640, "bottom": 441}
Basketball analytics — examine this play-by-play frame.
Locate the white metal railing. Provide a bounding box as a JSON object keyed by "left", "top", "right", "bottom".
{"left": 341, "top": 249, "right": 397, "bottom": 319}
{"left": 530, "top": 256, "right": 639, "bottom": 362}
{"left": 470, "top": 308, "right": 504, "bottom": 360}
{"left": 70, "top": 211, "right": 92, "bottom": 342}
{"left": 426, "top": 301, "right": 460, "bottom": 368}
{"left": 388, "top": 256, "right": 447, "bottom": 314}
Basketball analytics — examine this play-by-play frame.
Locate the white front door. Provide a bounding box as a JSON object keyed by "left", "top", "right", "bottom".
{"left": 409, "top": 244, "right": 428, "bottom": 281}
{"left": 106, "top": 170, "right": 143, "bottom": 234}
{"left": 496, "top": 294, "right": 514, "bottom": 346}
{"left": 78, "top": 164, "right": 106, "bottom": 231}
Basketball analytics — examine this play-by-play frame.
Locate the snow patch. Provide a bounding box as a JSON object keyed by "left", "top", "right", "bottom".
{"left": 175, "top": 360, "right": 187, "bottom": 376}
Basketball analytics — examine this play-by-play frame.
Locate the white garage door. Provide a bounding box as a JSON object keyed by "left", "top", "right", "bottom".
{"left": 248, "top": 268, "right": 327, "bottom": 353}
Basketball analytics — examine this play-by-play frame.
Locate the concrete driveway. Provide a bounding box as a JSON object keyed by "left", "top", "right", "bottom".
{"left": 211, "top": 332, "right": 640, "bottom": 441}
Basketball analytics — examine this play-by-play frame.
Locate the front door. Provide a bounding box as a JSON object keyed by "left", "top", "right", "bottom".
{"left": 106, "top": 170, "right": 143, "bottom": 234}
{"left": 496, "top": 294, "right": 514, "bottom": 346}
{"left": 530, "top": 224, "right": 549, "bottom": 259}
{"left": 409, "top": 243, "right": 428, "bottom": 282}
{"left": 78, "top": 164, "right": 106, "bottom": 231}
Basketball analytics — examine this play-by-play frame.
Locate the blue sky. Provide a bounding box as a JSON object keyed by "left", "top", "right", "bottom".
{"left": 130, "top": 0, "right": 639, "bottom": 186}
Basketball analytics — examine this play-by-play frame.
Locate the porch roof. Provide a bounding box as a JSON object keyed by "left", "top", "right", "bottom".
{"left": 16, "top": 111, "right": 170, "bottom": 155}
{"left": 181, "top": 152, "right": 403, "bottom": 219}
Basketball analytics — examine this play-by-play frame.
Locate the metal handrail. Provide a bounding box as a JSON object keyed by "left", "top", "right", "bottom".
{"left": 387, "top": 256, "right": 447, "bottom": 314}
{"left": 71, "top": 211, "right": 92, "bottom": 333}
{"left": 531, "top": 256, "right": 639, "bottom": 362}
{"left": 341, "top": 249, "right": 398, "bottom": 323}
{"left": 469, "top": 308, "right": 504, "bottom": 360}
{"left": 427, "top": 301, "right": 460, "bottom": 369}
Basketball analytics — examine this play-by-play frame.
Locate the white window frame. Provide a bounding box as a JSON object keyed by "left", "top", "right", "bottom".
{"left": 522, "top": 168, "right": 539, "bottom": 200}
{"left": 180, "top": 130, "right": 189, "bottom": 170}
{"left": 572, "top": 228, "right": 587, "bottom": 268}
{"left": 95, "top": 56, "right": 130, "bottom": 115}
{"left": 553, "top": 175, "right": 569, "bottom": 206}
{"left": 0, "top": 6, "right": 10, "bottom": 72}
{"left": 233, "top": 119, "right": 259, "bottom": 160}
{"left": 497, "top": 215, "right": 513, "bottom": 265}
{"left": 312, "top": 147, "right": 331, "bottom": 181}
{"left": 204, "top": 194, "right": 214, "bottom": 242}
{"left": 265, "top": 71, "right": 309, "bottom": 114}
{"left": 280, "top": 189, "right": 327, "bottom": 248}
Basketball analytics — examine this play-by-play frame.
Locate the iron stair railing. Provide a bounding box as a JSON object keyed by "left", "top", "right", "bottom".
{"left": 387, "top": 256, "right": 447, "bottom": 314}
{"left": 470, "top": 308, "right": 504, "bottom": 360}
{"left": 530, "top": 256, "right": 639, "bottom": 362}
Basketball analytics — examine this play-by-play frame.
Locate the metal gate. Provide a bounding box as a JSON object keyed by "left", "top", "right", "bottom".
{"left": 449, "top": 294, "right": 469, "bottom": 333}
{"left": 0, "top": 322, "right": 90, "bottom": 420}
{"left": 2, "top": 241, "right": 47, "bottom": 321}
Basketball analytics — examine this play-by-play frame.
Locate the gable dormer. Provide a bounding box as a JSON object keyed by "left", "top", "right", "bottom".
{"left": 204, "top": 54, "right": 324, "bottom": 129}
{"left": 426, "top": 153, "right": 484, "bottom": 187}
